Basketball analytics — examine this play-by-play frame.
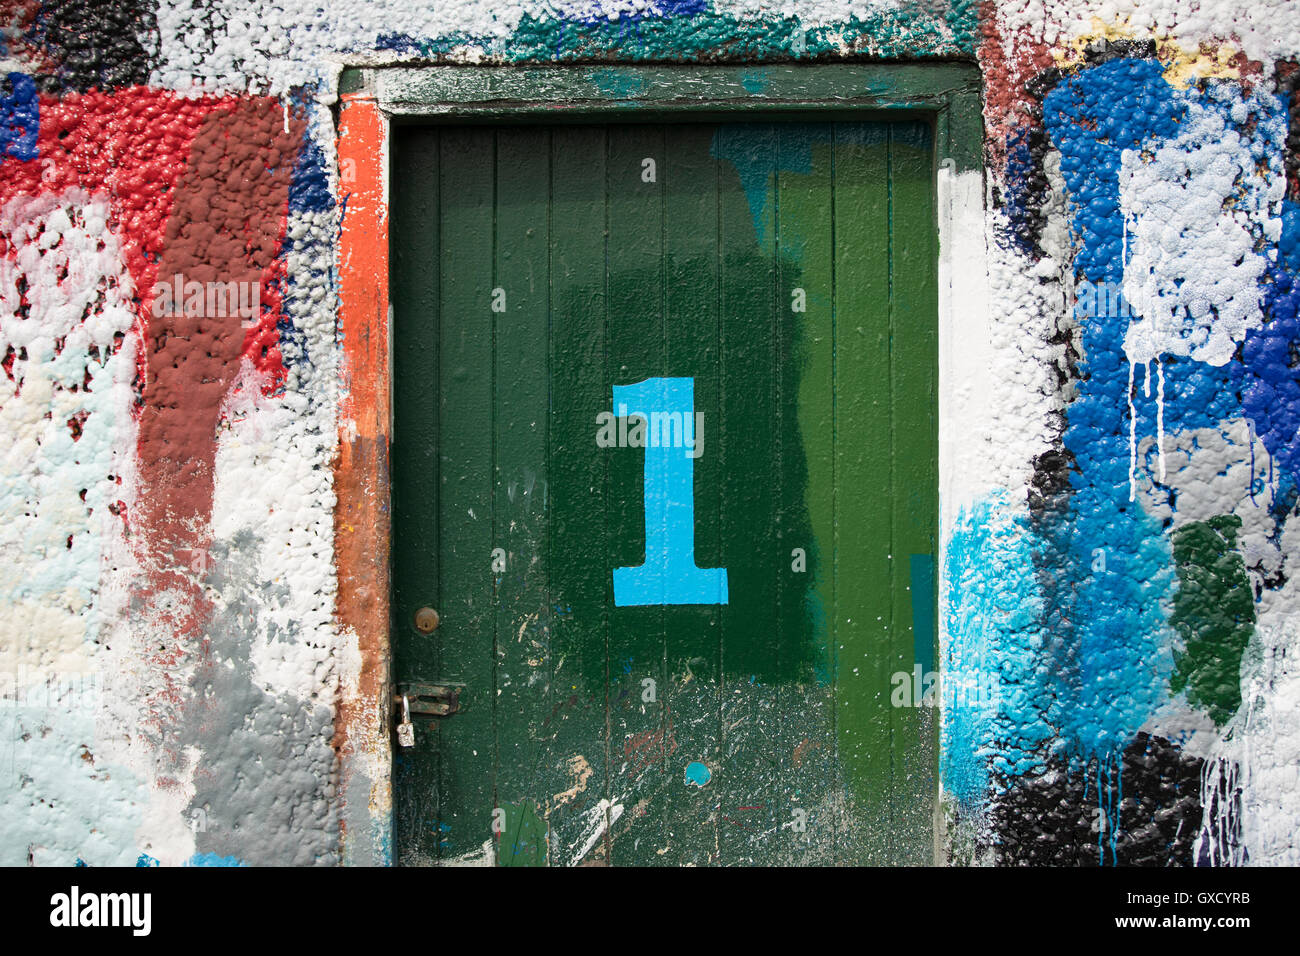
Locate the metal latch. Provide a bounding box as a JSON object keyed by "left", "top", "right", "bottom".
{"left": 394, "top": 681, "right": 463, "bottom": 717}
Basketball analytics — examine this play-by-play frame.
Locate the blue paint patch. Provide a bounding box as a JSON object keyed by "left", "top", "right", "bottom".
{"left": 289, "top": 127, "right": 332, "bottom": 215}
{"left": 1242, "top": 201, "right": 1300, "bottom": 483}
{"left": 185, "top": 852, "right": 246, "bottom": 867}
{"left": 1, "top": 72, "right": 39, "bottom": 162}
{"left": 135, "top": 854, "right": 159, "bottom": 867}
{"left": 684, "top": 761, "right": 711, "bottom": 787}
{"left": 1029, "top": 63, "right": 1300, "bottom": 764}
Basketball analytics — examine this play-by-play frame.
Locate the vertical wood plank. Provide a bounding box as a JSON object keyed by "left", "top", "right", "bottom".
{"left": 436, "top": 127, "right": 498, "bottom": 862}
{"left": 546, "top": 125, "right": 612, "bottom": 866}
{"left": 658, "top": 123, "right": 723, "bottom": 865}
{"left": 775, "top": 122, "right": 841, "bottom": 863}
{"left": 831, "top": 122, "right": 895, "bottom": 864}
{"left": 492, "top": 128, "right": 552, "bottom": 865}
{"left": 887, "top": 121, "right": 939, "bottom": 863}
{"left": 391, "top": 125, "right": 442, "bottom": 864}
{"left": 605, "top": 123, "right": 668, "bottom": 866}
{"left": 715, "top": 123, "right": 781, "bottom": 863}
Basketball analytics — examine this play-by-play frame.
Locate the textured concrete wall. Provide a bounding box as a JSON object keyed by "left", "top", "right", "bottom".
{"left": 0, "top": 0, "right": 1296, "bottom": 865}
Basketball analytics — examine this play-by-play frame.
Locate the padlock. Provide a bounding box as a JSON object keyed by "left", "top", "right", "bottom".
{"left": 396, "top": 694, "right": 415, "bottom": 748}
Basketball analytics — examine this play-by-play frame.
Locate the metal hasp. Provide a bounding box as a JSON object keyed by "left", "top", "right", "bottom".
{"left": 394, "top": 682, "right": 463, "bottom": 717}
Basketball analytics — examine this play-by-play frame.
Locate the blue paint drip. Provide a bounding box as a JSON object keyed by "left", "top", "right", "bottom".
{"left": 1, "top": 73, "right": 39, "bottom": 162}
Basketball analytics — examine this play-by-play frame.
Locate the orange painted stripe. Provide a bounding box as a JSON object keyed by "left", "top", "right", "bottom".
{"left": 334, "top": 90, "right": 393, "bottom": 864}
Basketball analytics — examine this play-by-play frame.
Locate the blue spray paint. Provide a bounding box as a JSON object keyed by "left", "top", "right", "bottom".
{"left": 1, "top": 72, "right": 38, "bottom": 162}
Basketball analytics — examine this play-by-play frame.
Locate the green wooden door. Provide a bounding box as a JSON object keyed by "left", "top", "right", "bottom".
{"left": 391, "top": 120, "right": 937, "bottom": 866}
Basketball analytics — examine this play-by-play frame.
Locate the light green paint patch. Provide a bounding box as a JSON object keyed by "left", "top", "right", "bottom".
{"left": 496, "top": 800, "right": 548, "bottom": 866}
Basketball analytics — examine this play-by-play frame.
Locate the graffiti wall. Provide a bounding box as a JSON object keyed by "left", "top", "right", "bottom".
{"left": 0, "top": 0, "right": 1296, "bottom": 865}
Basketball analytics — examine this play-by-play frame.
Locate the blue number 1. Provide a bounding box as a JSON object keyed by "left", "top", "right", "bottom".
{"left": 611, "top": 377, "right": 728, "bottom": 606}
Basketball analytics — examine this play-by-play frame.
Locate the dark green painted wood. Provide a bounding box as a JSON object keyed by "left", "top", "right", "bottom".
{"left": 544, "top": 125, "right": 611, "bottom": 866}
{"left": 392, "top": 119, "right": 938, "bottom": 866}
{"left": 434, "top": 128, "right": 497, "bottom": 861}
{"left": 391, "top": 127, "right": 443, "bottom": 864}
{"left": 492, "top": 128, "right": 552, "bottom": 866}
{"left": 604, "top": 124, "right": 667, "bottom": 866}
{"left": 659, "top": 124, "right": 723, "bottom": 865}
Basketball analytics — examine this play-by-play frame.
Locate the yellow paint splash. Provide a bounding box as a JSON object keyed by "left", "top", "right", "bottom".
{"left": 1054, "top": 17, "right": 1248, "bottom": 89}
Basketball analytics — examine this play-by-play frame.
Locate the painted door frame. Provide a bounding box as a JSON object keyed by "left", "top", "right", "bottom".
{"left": 333, "top": 63, "right": 985, "bottom": 865}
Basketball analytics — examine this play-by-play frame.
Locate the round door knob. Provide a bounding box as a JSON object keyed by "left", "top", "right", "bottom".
{"left": 414, "top": 607, "right": 440, "bottom": 634}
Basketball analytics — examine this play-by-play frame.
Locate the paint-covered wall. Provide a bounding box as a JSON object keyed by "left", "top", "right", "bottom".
{"left": 0, "top": 0, "right": 1296, "bottom": 865}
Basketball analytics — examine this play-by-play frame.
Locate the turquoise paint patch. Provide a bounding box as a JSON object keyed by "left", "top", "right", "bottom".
{"left": 377, "top": 6, "right": 976, "bottom": 69}
{"left": 942, "top": 493, "right": 1050, "bottom": 806}
{"left": 135, "top": 854, "right": 159, "bottom": 867}
{"left": 590, "top": 68, "right": 648, "bottom": 99}
{"left": 739, "top": 69, "right": 768, "bottom": 94}
{"left": 684, "top": 761, "right": 712, "bottom": 787}
{"left": 711, "top": 123, "right": 909, "bottom": 244}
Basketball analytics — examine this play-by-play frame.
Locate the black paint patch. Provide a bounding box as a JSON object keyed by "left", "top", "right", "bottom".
{"left": 991, "top": 733, "right": 1207, "bottom": 866}
{"left": 32, "top": 0, "right": 159, "bottom": 93}
{"left": 1278, "top": 60, "right": 1300, "bottom": 202}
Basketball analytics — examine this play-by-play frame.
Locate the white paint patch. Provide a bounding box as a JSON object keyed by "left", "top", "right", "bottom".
{"left": 0, "top": 192, "right": 157, "bottom": 863}
{"left": 1000, "top": 0, "right": 1300, "bottom": 68}
{"left": 1196, "top": 616, "right": 1300, "bottom": 865}
{"left": 566, "top": 796, "right": 625, "bottom": 866}
{"left": 1120, "top": 91, "right": 1283, "bottom": 369}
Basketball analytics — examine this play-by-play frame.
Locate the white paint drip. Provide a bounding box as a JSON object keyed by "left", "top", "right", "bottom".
{"left": 1119, "top": 85, "right": 1284, "bottom": 500}
{"left": 1127, "top": 361, "right": 1137, "bottom": 501}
